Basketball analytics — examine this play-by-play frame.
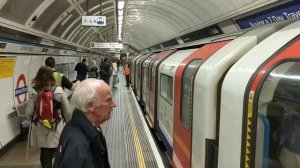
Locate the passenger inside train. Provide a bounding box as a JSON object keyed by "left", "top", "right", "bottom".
{"left": 123, "top": 59, "right": 131, "bottom": 87}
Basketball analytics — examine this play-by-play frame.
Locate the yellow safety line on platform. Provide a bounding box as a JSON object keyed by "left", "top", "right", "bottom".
{"left": 125, "top": 91, "right": 146, "bottom": 168}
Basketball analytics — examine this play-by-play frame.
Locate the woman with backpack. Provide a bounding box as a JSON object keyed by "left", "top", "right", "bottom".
{"left": 25, "top": 66, "right": 72, "bottom": 168}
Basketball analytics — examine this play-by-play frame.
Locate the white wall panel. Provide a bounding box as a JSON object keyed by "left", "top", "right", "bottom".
{"left": 28, "top": 56, "right": 44, "bottom": 84}
{"left": 13, "top": 56, "right": 31, "bottom": 106}
{"left": 0, "top": 56, "right": 16, "bottom": 148}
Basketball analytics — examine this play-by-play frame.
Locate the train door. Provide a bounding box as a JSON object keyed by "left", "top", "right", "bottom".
{"left": 143, "top": 55, "right": 158, "bottom": 114}
{"left": 157, "top": 49, "right": 197, "bottom": 160}
{"left": 142, "top": 54, "right": 157, "bottom": 110}
{"left": 244, "top": 37, "right": 300, "bottom": 168}
{"left": 145, "top": 58, "right": 157, "bottom": 125}
{"left": 172, "top": 41, "right": 230, "bottom": 168}
{"left": 148, "top": 50, "right": 176, "bottom": 129}
{"left": 131, "top": 53, "right": 143, "bottom": 91}
{"left": 135, "top": 53, "right": 151, "bottom": 100}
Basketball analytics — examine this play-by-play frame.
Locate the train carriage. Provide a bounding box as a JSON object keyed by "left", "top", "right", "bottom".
{"left": 141, "top": 53, "right": 158, "bottom": 111}
{"left": 172, "top": 40, "right": 231, "bottom": 168}
{"left": 130, "top": 53, "right": 144, "bottom": 92}
{"left": 135, "top": 53, "right": 151, "bottom": 100}
{"left": 191, "top": 22, "right": 289, "bottom": 168}
{"left": 146, "top": 50, "right": 176, "bottom": 128}
{"left": 171, "top": 21, "right": 291, "bottom": 168}
{"left": 157, "top": 49, "right": 199, "bottom": 159}
{"left": 219, "top": 19, "right": 300, "bottom": 168}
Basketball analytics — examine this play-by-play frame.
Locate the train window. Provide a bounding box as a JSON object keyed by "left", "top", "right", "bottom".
{"left": 143, "top": 67, "right": 148, "bottom": 90}
{"left": 255, "top": 61, "right": 300, "bottom": 168}
{"left": 160, "top": 74, "right": 173, "bottom": 105}
{"left": 56, "top": 63, "right": 69, "bottom": 79}
{"left": 63, "top": 64, "right": 69, "bottom": 78}
{"left": 56, "top": 64, "right": 64, "bottom": 74}
{"left": 181, "top": 59, "right": 201, "bottom": 129}
{"left": 149, "top": 59, "right": 157, "bottom": 91}
{"left": 69, "top": 62, "right": 76, "bottom": 78}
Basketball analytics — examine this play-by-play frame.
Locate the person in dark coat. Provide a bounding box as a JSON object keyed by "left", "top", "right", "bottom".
{"left": 99, "top": 58, "right": 112, "bottom": 85}
{"left": 54, "top": 79, "right": 117, "bottom": 168}
{"left": 75, "top": 58, "right": 88, "bottom": 81}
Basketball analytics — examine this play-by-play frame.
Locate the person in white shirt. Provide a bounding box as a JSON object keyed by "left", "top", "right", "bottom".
{"left": 111, "top": 59, "right": 118, "bottom": 88}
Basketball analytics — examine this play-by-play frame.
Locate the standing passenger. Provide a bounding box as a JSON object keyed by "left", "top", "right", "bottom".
{"left": 75, "top": 58, "right": 88, "bottom": 81}
{"left": 100, "top": 58, "right": 112, "bottom": 85}
{"left": 124, "top": 60, "right": 130, "bottom": 87}
{"left": 45, "top": 57, "right": 77, "bottom": 91}
{"left": 279, "top": 106, "right": 300, "bottom": 168}
{"left": 88, "top": 60, "right": 99, "bottom": 79}
{"left": 111, "top": 59, "right": 118, "bottom": 88}
{"left": 25, "top": 66, "right": 72, "bottom": 168}
{"left": 54, "top": 79, "right": 116, "bottom": 168}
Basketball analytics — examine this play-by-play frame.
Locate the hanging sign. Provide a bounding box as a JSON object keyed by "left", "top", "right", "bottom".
{"left": 82, "top": 16, "right": 106, "bottom": 26}
{"left": 90, "top": 42, "right": 123, "bottom": 48}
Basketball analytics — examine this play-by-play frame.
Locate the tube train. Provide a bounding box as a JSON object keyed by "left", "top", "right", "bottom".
{"left": 130, "top": 19, "right": 300, "bottom": 168}
{"left": 0, "top": 40, "right": 102, "bottom": 154}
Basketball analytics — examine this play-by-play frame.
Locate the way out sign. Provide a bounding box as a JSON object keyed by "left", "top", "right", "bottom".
{"left": 15, "top": 74, "right": 28, "bottom": 104}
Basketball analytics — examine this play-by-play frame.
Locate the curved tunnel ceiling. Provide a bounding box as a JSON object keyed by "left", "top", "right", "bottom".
{"left": 123, "top": 0, "right": 279, "bottom": 51}
{"left": 0, "top": 0, "right": 117, "bottom": 53}
{"left": 0, "top": 0, "right": 280, "bottom": 53}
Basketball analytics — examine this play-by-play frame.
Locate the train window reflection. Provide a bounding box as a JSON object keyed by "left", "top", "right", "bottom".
{"left": 69, "top": 62, "right": 76, "bottom": 79}
{"left": 143, "top": 67, "right": 148, "bottom": 90}
{"left": 149, "top": 59, "right": 156, "bottom": 90}
{"left": 256, "top": 61, "right": 300, "bottom": 168}
{"left": 160, "top": 74, "right": 173, "bottom": 105}
{"left": 181, "top": 59, "right": 201, "bottom": 129}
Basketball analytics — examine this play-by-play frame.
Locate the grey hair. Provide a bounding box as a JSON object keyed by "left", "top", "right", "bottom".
{"left": 71, "top": 79, "right": 105, "bottom": 112}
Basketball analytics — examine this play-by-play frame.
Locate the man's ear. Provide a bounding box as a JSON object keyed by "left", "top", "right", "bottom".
{"left": 86, "top": 101, "right": 95, "bottom": 112}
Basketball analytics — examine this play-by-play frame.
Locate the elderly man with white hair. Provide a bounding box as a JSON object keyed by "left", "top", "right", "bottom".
{"left": 54, "top": 79, "right": 116, "bottom": 168}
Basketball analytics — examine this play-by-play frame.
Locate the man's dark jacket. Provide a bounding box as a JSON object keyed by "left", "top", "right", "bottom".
{"left": 75, "top": 62, "right": 87, "bottom": 76}
{"left": 100, "top": 62, "right": 111, "bottom": 78}
{"left": 54, "top": 109, "right": 110, "bottom": 168}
